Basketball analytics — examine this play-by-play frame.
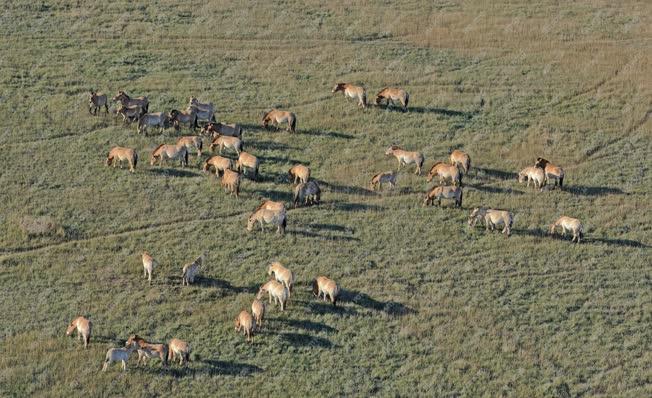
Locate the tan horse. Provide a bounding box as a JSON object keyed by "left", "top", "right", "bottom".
{"left": 268, "top": 262, "right": 294, "bottom": 294}
{"left": 106, "top": 146, "right": 138, "bottom": 173}
{"left": 168, "top": 338, "right": 191, "bottom": 366}
{"left": 288, "top": 164, "right": 310, "bottom": 184}
{"left": 312, "top": 276, "right": 340, "bottom": 306}
{"left": 125, "top": 335, "right": 169, "bottom": 367}
{"left": 102, "top": 343, "right": 137, "bottom": 371}
{"left": 169, "top": 109, "right": 198, "bottom": 131}
{"left": 427, "top": 162, "right": 462, "bottom": 185}
{"left": 202, "top": 122, "right": 243, "bottom": 139}
{"left": 518, "top": 166, "right": 545, "bottom": 189}
{"left": 236, "top": 152, "right": 260, "bottom": 180}
{"left": 468, "top": 208, "right": 513, "bottom": 237}
{"left": 66, "top": 316, "right": 92, "bottom": 348}
{"left": 89, "top": 91, "right": 108, "bottom": 115}
{"left": 247, "top": 208, "right": 286, "bottom": 234}
{"left": 550, "top": 216, "right": 583, "bottom": 243}
{"left": 150, "top": 144, "right": 189, "bottom": 167}
{"left": 332, "top": 83, "right": 366, "bottom": 108}
{"left": 535, "top": 158, "right": 565, "bottom": 188}
{"left": 257, "top": 280, "right": 289, "bottom": 311}
{"left": 375, "top": 87, "right": 409, "bottom": 111}
{"left": 262, "top": 109, "right": 297, "bottom": 133}
{"left": 182, "top": 254, "right": 202, "bottom": 286}
{"left": 293, "top": 180, "right": 321, "bottom": 207}
{"left": 138, "top": 112, "right": 170, "bottom": 135}
{"left": 113, "top": 91, "right": 149, "bottom": 113}
{"left": 385, "top": 145, "right": 424, "bottom": 175}
{"left": 116, "top": 104, "right": 144, "bottom": 124}
{"left": 370, "top": 171, "right": 397, "bottom": 191}
{"left": 423, "top": 186, "right": 463, "bottom": 207}
{"left": 176, "top": 136, "right": 203, "bottom": 159}
{"left": 450, "top": 149, "right": 471, "bottom": 175}
{"left": 255, "top": 200, "right": 285, "bottom": 213}
{"left": 220, "top": 168, "right": 241, "bottom": 197}
{"left": 142, "top": 251, "right": 157, "bottom": 284}
{"left": 235, "top": 311, "right": 255, "bottom": 342}
{"left": 209, "top": 134, "right": 243, "bottom": 156}
{"left": 251, "top": 299, "right": 265, "bottom": 331}
{"left": 203, "top": 155, "right": 232, "bottom": 176}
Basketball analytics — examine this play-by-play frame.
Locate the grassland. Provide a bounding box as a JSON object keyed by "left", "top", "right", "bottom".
{"left": 0, "top": 1, "right": 650, "bottom": 396}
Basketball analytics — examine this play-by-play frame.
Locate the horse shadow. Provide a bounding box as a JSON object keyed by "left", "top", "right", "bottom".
{"left": 331, "top": 201, "right": 384, "bottom": 212}
{"left": 287, "top": 229, "right": 360, "bottom": 242}
{"left": 278, "top": 332, "right": 334, "bottom": 349}
{"left": 475, "top": 167, "right": 516, "bottom": 181}
{"left": 257, "top": 154, "right": 304, "bottom": 164}
{"left": 564, "top": 185, "right": 625, "bottom": 196}
{"left": 408, "top": 107, "right": 475, "bottom": 118}
{"left": 587, "top": 237, "right": 648, "bottom": 248}
{"left": 251, "top": 188, "right": 293, "bottom": 203}
{"left": 274, "top": 318, "right": 337, "bottom": 333}
{"left": 148, "top": 168, "right": 201, "bottom": 178}
{"left": 342, "top": 290, "right": 416, "bottom": 316}
{"left": 248, "top": 140, "right": 296, "bottom": 152}
{"left": 158, "top": 359, "right": 263, "bottom": 377}
{"left": 297, "top": 128, "right": 355, "bottom": 140}
{"left": 318, "top": 180, "right": 378, "bottom": 197}
{"left": 254, "top": 171, "right": 290, "bottom": 184}
{"left": 194, "top": 276, "right": 258, "bottom": 294}
{"left": 238, "top": 123, "right": 266, "bottom": 133}
{"left": 466, "top": 183, "right": 524, "bottom": 195}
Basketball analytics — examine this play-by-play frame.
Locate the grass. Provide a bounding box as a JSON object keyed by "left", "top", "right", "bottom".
{"left": 0, "top": 1, "right": 650, "bottom": 396}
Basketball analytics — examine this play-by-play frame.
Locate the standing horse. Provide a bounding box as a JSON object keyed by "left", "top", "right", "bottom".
{"left": 332, "top": 83, "right": 367, "bottom": 108}
{"left": 106, "top": 147, "right": 138, "bottom": 173}
{"left": 203, "top": 156, "right": 232, "bottom": 176}
{"left": 150, "top": 144, "right": 189, "bottom": 167}
{"left": 116, "top": 104, "right": 144, "bottom": 124}
{"left": 385, "top": 145, "right": 424, "bottom": 175}
{"left": 262, "top": 109, "right": 297, "bottom": 133}
{"left": 370, "top": 171, "right": 397, "bottom": 191}
{"left": 518, "top": 166, "right": 545, "bottom": 189}
{"left": 235, "top": 152, "right": 259, "bottom": 180}
{"left": 209, "top": 134, "right": 243, "bottom": 156}
{"left": 423, "top": 186, "right": 463, "bottom": 207}
{"left": 247, "top": 208, "right": 286, "bottom": 234}
{"left": 450, "top": 149, "right": 471, "bottom": 175}
{"left": 113, "top": 91, "right": 149, "bottom": 113}
{"left": 169, "top": 109, "right": 198, "bottom": 131}
{"left": 202, "top": 122, "right": 243, "bottom": 139}
{"left": 293, "top": 180, "right": 321, "bottom": 207}
{"left": 89, "top": 91, "right": 108, "bottom": 115}
{"left": 550, "top": 216, "right": 583, "bottom": 243}
{"left": 468, "top": 208, "right": 513, "bottom": 237}
{"left": 535, "top": 158, "right": 565, "bottom": 188}
{"left": 427, "top": 162, "right": 462, "bottom": 185}
{"left": 257, "top": 280, "right": 289, "bottom": 311}
{"left": 138, "top": 112, "right": 170, "bottom": 135}
{"left": 375, "top": 87, "right": 409, "bottom": 111}
{"left": 66, "top": 316, "right": 92, "bottom": 348}
{"left": 176, "top": 136, "right": 203, "bottom": 159}
{"left": 220, "top": 168, "right": 241, "bottom": 197}
{"left": 312, "top": 276, "right": 340, "bottom": 306}
{"left": 288, "top": 164, "right": 310, "bottom": 184}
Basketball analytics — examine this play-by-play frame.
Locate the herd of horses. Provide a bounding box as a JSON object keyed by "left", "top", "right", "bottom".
{"left": 78, "top": 83, "right": 584, "bottom": 371}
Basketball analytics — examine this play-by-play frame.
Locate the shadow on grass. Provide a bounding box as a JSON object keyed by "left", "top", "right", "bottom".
{"left": 588, "top": 237, "right": 648, "bottom": 248}
{"left": 257, "top": 154, "right": 304, "bottom": 164}
{"left": 275, "top": 318, "right": 337, "bottom": 333}
{"left": 248, "top": 140, "right": 296, "bottom": 152}
{"left": 408, "top": 106, "right": 475, "bottom": 118}
{"left": 331, "top": 201, "right": 385, "bottom": 212}
{"left": 307, "top": 301, "right": 359, "bottom": 316}
{"left": 475, "top": 167, "right": 515, "bottom": 180}
{"left": 564, "top": 185, "right": 625, "bottom": 196}
{"left": 318, "top": 180, "right": 378, "bottom": 197}
{"left": 466, "top": 183, "right": 524, "bottom": 195}
{"left": 148, "top": 168, "right": 201, "bottom": 178}
{"left": 251, "top": 189, "right": 293, "bottom": 203}
{"left": 238, "top": 123, "right": 266, "bottom": 133}
{"left": 254, "top": 171, "right": 288, "bottom": 184}
{"left": 287, "top": 229, "right": 360, "bottom": 242}
{"left": 159, "top": 360, "right": 263, "bottom": 377}
{"left": 279, "top": 332, "right": 333, "bottom": 348}
{"left": 194, "top": 276, "right": 258, "bottom": 294}
{"left": 342, "top": 290, "right": 416, "bottom": 316}
{"left": 297, "top": 127, "right": 355, "bottom": 139}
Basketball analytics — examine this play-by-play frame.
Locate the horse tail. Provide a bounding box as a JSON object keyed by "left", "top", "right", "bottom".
{"left": 457, "top": 171, "right": 462, "bottom": 186}
{"left": 133, "top": 152, "right": 138, "bottom": 169}
{"left": 183, "top": 149, "right": 189, "bottom": 166}
{"left": 404, "top": 92, "right": 409, "bottom": 110}
{"left": 458, "top": 188, "right": 463, "bottom": 208}
{"left": 290, "top": 115, "right": 296, "bottom": 133}
{"left": 362, "top": 91, "right": 367, "bottom": 107}
{"left": 559, "top": 174, "right": 564, "bottom": 188}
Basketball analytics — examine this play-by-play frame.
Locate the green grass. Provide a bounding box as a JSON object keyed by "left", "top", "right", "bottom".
{"left": 0, "top": 1, "right": 650, "bottom": 396}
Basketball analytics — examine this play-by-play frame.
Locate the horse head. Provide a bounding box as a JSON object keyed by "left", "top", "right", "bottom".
{"left": 332, "top": 83, "right": 345, "bottom": 93}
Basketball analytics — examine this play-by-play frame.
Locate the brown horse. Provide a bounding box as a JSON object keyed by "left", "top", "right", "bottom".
{"left": 535, "top": 158, "right": 565, "bottom": 188}
{"left": 116, "top": 104, "right": 144, "bottom": 124}
{"left": 312, "top": 276, "right": 340, "bottom": 306}
{"left": 423, "top": 186, "right": 462, "bottom": 207}
{"left": 385, "top": 145, "right": 424, "bottom": 175}
{"left": 203, "top": 155, "right": 232, "bottom": 176}
{"left": 375, "top": 87, "right": 409, "bottom": 111}
{"left": 125, "top": 335, "right": 169, "bottom": 367}
{"left": 150, "top": 144, "right": 188, "bottom": 167}
{"left": 202, "top": 122, "right": 243, "bottom": 139}
{"left": 89, "top": 91, "right": 109, "bottom": 115}
{"left": 106, "top": 147, "right": 138, "bottom": 173}
{"left": 450, "top": 149, "right": 471, "bottom": 175}
{"left": 427, "top": 162, "right": 462, "bottom": 185}
{"left": 113, "top": 91, "right": 149, "bottom": 113}
{"left": 176, "top": 136, "right": 203, "bottom": 159}
{"left": 332, "top": 83, "right": 366, "bottom": 108}
{"left": 66, "top": 316, "right": 92, "bottom": 348}
{"left": 169, "top": 109, "right": 198, "bottom": 131}
{"left": 220, "top": 168, "right": 241, "bottom": 197}
{"left": 262, "top": 109, "right": 297, "bottom": 133}
{"left": 288, "top": 164, "right": 310, "bottom": 184}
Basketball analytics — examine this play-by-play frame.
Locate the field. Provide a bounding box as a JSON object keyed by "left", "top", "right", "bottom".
{"left": 1, "top": 1, "right": 651, "bottom": 396}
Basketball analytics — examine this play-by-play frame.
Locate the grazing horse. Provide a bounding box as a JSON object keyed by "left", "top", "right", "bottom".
{"left": 113, "top": 91, "right": 149, "bottom": 113}
{"left": 142, "top": 251, "right": 157, "bottom": 284}
{"left": 332, "top": 83, "right": 367, "bottom": 108}
{"left": 251, "top": 299, "right": 265, "bottom": 331}
{"left": 181, "top": 255, "right": 202, "bottom": 286}
{"left": 150, "top": 144, "right": 189, "bottom": 167}
{"left": 89, "top": 91, "right": 108, "bottom": 115}
{"left": 176, "top": 136, "right": 203, "bottom": 159}
{"left": 257, "top": 280, "right": 289, "bottom": 311}
{"left": 550, "top": 216, "right": 583, "bottom": 243}
{"left": 535, "top": 158, "right": 565, "bottom": 188}
{"left": 210, "top": 134, "right": 243, "bottom": 156}
{"left": 312, "top": 276, "right": 340, "bottom": 307}
{"left": 116, "top": 104, "right": 144, "bottom": 124}
{"left": 450, "top": 149, "right": 471, "bottom": 175}
{"left": 385, "top": 145, "right": 424, "bottom": 175}
{"left": 234, "top": 311, "right": 255, "bottom": 342}
{"left": 370, "top": 171, "right": 397, "bottom": 191}
{"left": 235, "top": 152, "right": 259, "bottom": 180}
{"left": 427, "top": 162, "right": 462, "bottom": 185}
{"left": 468, "top": 207, "right": 513, "bottom": 237}
{"left": 255, "top": 200, "right": 285, "bottom": 213}
{"left": 220, "top": 168, "right": 241, "bottom": 197}
{"left": 102, "top": 343, "right": 137, "bottom": 372}
{"left": 293, "top": 180, "right": 321, "bottom": 207}
{"left": 138, "top": 112, "right": 169, "bottom": 135}
{"left": 203, "top": 155, "right": 232, "bottom": 176}
{"left": 288, "top": 164, "right": 310, "bottom": 184}
{"left": 125, "top": 335, "right": 168, "bottom": 367}
{"left": 168, "top": 338, "right": 191, "bottom": 366}
{"left": 268, "top": 262, "right": 294, "bottom": 294}
{"left": 423, "top": 186, "right": 463, "bottom": 207}
{"left": 262, "top": 109, "right": 297, "bottom": 133}
{"left": 375, "top": 87, "right": 409, "bottom": 111}
{"left": 202, "top": 122, "right": 243, "bottom": 139}
{"left": 106, "top": 147, "right": 138, "bottom": 173}
{"left": 518, "top": 166, "right": 545, "bottom": 189}
{"left": 169, "top": 109, "right": 198, "bottom": 131}
{"left": 66, "top": 316, "right": 92, "bottom": 348}
{"left": 247, "top": 208, "right": 287, "bottom": 234}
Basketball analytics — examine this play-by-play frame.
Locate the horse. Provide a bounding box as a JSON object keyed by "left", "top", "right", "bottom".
{"left": 203, "top": 155, "right": 232, "bottom": 176}
{"left": 88, "top": 91, "right": 108, "bottom": 115}
{"left": 423, "top": 186, "right": 463, "bottom": 207}
{"left": 535, "top": 158, "right": 565, "bottom": 188}
{"left": 385, "top": 145, "right": 424, "bottom": 175}
{"left": 169, "top": 109, "right": 198, "bottom": 131}
{"left": 112, "top": 91, "right": 149, "bottom": 113}
{"left": 332, "top": 83, "right": 367, "bottom": 108}
{"left": 235, "top": 152, "right": 259, "bottom": 180}
{"left": 370, "top": 171, "right": 397, "bottom": 191}
{"left": 188, "top": 97, "right": 214, "bottom": 113}
{"left": 312, "top": 276, "right": 340, "bottom": 306}
{"left": 450, "top": 149, "right": 471, "bottom": 175}
{"left": 141, "top": 251, "right": 157, "bottom": 284}
{"left": 550, "top": 216, "right": 583, "bottom": 243}
{"left": 202, "top": 122, "right": 243, "bottom": 139}
{"left": 116, "top": 104, "right": 144, "bottom": 124}
{"left": 288, "top": 164, "right": 310, "bottom": 184}
{"left": 102, "top": 342, "right": 137, "bottom": 372}
{"left": 234, "top": 311, "right": 255, "bottom": 342}
{"left": 106, "top": 147, "right": 138, "bottom": 173}
{"left": 150, "top": 144, "right": 189, "bottom": 167}
{"left": 375, "top": 87, "right": 409, "bottom": 111}
{"left": 168, "top": 338, "right": 191, "bottom": 366}
{"left": 262, "top": 109, "right": 297, "bottom": 133}
{"left": 255, "top": 200, "right": 285, "bottom": 213}
{"left": 181, "top": 254, "right": 202, "bottom": 286}
{"left": 220, "top": 168, "right": 241, "bottom": 197}
{"left": 293, "top": 180, "right": 321, "bottom": 207}
{"left": 427, "top": 162, "right": 462, "bottom": 185}
{"left": 176, "top": 136, "right": 203, "bottom": 159}
{"left": 268, "top": 262, "right": 294, "bottom": 294}
{"left": 257, "top": 280, "right": 289, "bottom": 311}
{"left": 186, "top": 105, "right": 215, "bottom": 124}
{"left": 209, "top": 134, "right": 243, "bottom": 156}
{"left": 66, "top": 316, "right": 92, "bottom": 348}
{"left": 247, "top": 208, "right": 286, "bottom": 234}
{"left": 251, "top": 299, "right": 265, "bottom": 331}
{"left": 138, "top": 112, "right": 170, "bottom": 135}
{"left": 125, "top": 335, "right": 168, "bottom": 367}
{"left": 518, "top": 166, "right": 545, "bottom": 189}
{"left": 468, "top": 207, "right": 513, "bottom": 237}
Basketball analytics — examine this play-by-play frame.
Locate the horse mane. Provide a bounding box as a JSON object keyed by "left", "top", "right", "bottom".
{"left": 151, "top": 144, "right": 164, "bottom": 155}
{"left": 377, "top": 87, "right": 388, "bottom": 95}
